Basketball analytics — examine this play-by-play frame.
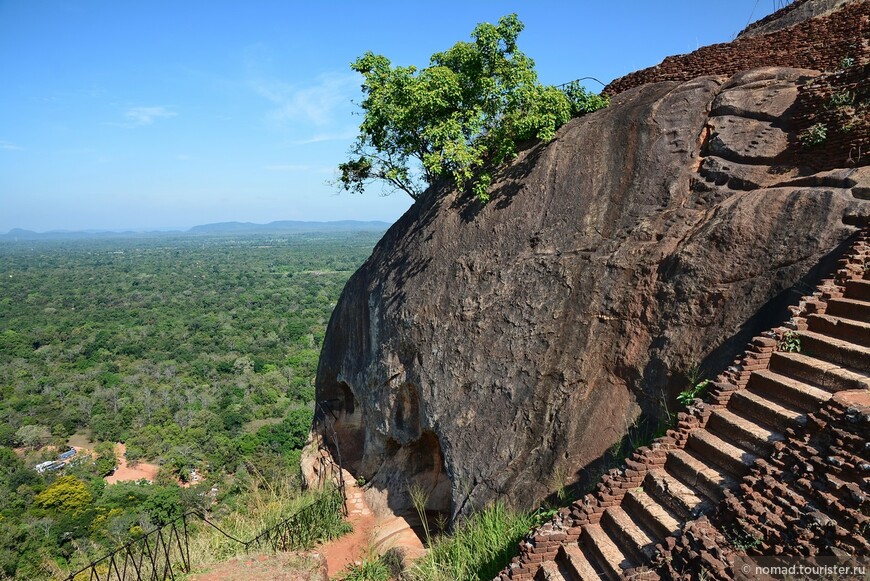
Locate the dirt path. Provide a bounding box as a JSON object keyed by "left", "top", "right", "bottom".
{"left": 105, "top": 443, "right": 159, "bottom": 484}
{"left": 319, "top": 482, "right": 377, "bottom": 577}
{"left": 188, "top": 551, "right": 328, "bottom": 581}
{"left": 191, "top": 481, "right": 425, "bottom": 580}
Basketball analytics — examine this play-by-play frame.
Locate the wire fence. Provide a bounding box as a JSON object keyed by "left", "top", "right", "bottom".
{"left": 63, "top": 400, "right": 351, "bottom": 581}
{"left": 63, "top": 485, "right": 345, "bottom": 581}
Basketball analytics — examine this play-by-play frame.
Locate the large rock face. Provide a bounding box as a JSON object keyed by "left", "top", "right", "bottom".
{"left": 312, "top": 67, "right": 869, "bottom": 520}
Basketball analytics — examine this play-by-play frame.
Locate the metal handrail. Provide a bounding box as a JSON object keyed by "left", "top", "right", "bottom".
{"left": 556, "top": 76, "right": 607, "bottom": 89}
{"left": 63, "top": 485, "right": 344, "bottom": 581}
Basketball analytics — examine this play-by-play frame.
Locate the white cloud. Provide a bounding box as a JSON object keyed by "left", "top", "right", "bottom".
{"left": 292, "top": 129, "right": 358, "bottom": 145}
{"left": 1, "top": 141, "right": 23, "bottom": 151}
{"left": 250, "top": 72, "right": 359, "bottom": 129}
{"left": 123, "top": 106, "right": 177, "bottom": 126}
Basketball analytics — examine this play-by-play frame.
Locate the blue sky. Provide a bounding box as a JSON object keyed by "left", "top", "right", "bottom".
{"left": 0, "top": 1, "right": 780, "bottom": 233}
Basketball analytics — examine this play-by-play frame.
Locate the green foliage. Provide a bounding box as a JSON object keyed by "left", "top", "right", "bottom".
{"left": 677, "top": 379, "right": 710, "bottom": 407}
{"left": 839, "top": 56, "right": 855, "bottom": 70}
{"left": 408, "top": 501, "right": 538, "bottom": 581}
{"left": 558, "top": 80, "right": 610, "bottom": 116}
{"left": 238, "top": 407, "right": 313, "bottom": 458}
{"left": 724, "top": 520, "right": 763, "bottom": 551}
{"left": 0, "top": 232, "right": 379, "bottom": 578}
{"left": 34, "top": 475, "right": 92, "bottom": 514}
{"left": 14, "top": 425, "right": 51, "bottom": 449}
{"left": 798, "top": 122, "right": 828, "bottom": 147}
{"left": 93, "top": 442, "right": 117, "bottom": 477}
{"left": 409, "top": 482, "right": 432, "bottom": 545}
{"left": 341, "top": 556, "right": 393, "bottom": 581}
{"left": 829, "top": 90, "right": 855, "bottom": 108}
{"left": 340, "top": 14, "right": 605, "bottom": 203}
{"left": 777, "top": 330, "right": 801, "bottom": 353}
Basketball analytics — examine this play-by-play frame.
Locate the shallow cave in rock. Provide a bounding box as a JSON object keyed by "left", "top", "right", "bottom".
{"left": 316, "top": 379, "right": 365, "bottom": 473}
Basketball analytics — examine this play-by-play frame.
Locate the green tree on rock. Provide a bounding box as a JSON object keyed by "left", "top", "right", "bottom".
{"left": 339, "top": 14, "right": 607, "bottom": 203}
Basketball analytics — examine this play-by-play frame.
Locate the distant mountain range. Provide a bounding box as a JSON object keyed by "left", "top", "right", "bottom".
{"left": 0, "top": 220, "right": 392, "bottom": 241}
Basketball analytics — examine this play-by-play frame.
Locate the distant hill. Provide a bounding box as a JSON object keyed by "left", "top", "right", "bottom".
{"left": 186, "top": 220, "right": 391, "bottom": 234}
{"left": 0, "top": 228, "right": 154, "bottom": 241}
{"left": 0, "top": 220, "right": 391, "bottom": 241}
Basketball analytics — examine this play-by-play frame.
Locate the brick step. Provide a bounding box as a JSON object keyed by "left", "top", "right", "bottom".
{"left": 798, "top": 330, "right": 870, "bottom": 371}
{"left": 600, "top": 505, "right": 658, "bottom": 565}
{"left": 581, "top": 524, "right": 634, "bottom": 580}
{"left": 559, "top": 543, "right": 604, "bottom": 581}
{"left": 665, "top": 448, "right": 738, "bottom": 503}
{"left": 825, "top": 297, "right": 870, "bottom": 323}
{"left": 686, "top": 429, "right": 757, "bottom": 477}
{"left": 769, "top": 351, "right": 870, "bottom": 393}
{"left": 749, "top": 368, "right": 832, "bottom": 410}
{"left": 643, "top": 470, "right": 712, "bottom": 521}
{"left": 706, "top": 408, "right": 784, "bottom": 456}
{"left": 844, "top": 279, "right": 870, "bottom": 301}
{"left": 622, "top": 488, "right": 681, "bottom": 541}
{"left": 728, "top": 388, "right": 807, "bottom": 431}
{"left": 807, "top": 313, "right": 870, "bottom": 347}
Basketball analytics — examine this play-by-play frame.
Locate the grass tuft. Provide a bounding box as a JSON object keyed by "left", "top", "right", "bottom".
{"left": 407, "top": 501, "right": 537, "bottom": 581}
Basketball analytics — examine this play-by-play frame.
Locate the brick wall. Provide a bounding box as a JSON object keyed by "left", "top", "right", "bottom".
{"left": 603, "top": 1, "right": 868, "bottom": 98}
{"left": 789, "top": 64, "right": 870, "bottom": 170}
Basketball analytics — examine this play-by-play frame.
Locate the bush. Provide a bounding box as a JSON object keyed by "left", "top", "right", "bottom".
{"left": 799, "top": 123, "right": 828, "bottom": 147}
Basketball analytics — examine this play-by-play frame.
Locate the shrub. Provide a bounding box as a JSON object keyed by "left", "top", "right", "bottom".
{"left": 798, "top": 123, "right": 828, "bottom": 147}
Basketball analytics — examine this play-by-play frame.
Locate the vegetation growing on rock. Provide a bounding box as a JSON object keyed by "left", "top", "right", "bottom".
{"left": 338, "top": 14, "right": 608, "bottom": 203}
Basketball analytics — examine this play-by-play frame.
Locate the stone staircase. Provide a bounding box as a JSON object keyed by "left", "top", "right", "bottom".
{"left": 502, "top": 232, "right": 870, "bottom": 580}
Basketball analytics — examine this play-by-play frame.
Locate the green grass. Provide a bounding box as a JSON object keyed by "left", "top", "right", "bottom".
{"left": 407, "top": 501, "right": 538, "bottom": 581}
{"left": 185, "top": 479, "right": 350, "bottom": 569}
{"left": 340, "top": 557, "right": 393, "bottom": 581}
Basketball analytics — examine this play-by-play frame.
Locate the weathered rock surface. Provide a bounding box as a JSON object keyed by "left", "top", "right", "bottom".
{"left": 312, "top": 67, "right": 869, "bottom": 520}
{"left": 738, "top": 0, "right": 852, "bottom": 38}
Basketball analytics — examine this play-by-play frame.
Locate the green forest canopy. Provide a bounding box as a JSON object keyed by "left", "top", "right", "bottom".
{"left": 0, "top": 232, "right": 380, "bottom": 578}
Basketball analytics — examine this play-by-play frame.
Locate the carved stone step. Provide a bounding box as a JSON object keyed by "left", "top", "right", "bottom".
{"left": 600, "top": 505, "right": 658, "bottom": 565}
{"left": 749, "top": 368, "right": 832, "bottom": 410}
{"left": 798, "top": 329, "right": 870, "bottom": 371}
{"left": 728, "top": 388, "right": 806, "bottom": 431}
{"left": 582, "top": 523, "right": 634, "bottom": 580}
{"left": 844, "top": 279, "right": 870, "bottom": 301}
{"left": 665, "top": 448, "right": 738, "bottom": 503}
{"left": 622, "top": 488, "right": 681, "bottom": 541}
{"left": 643, "top": 470, "right": 711, "bottom": 521}
{"left": 769, "top": 351, "right": 870, "bottom": 393}
{"left": 538, "top": 560, "right": 569, "bottom": 581}
{"left": 686, "top": 429, "right": 757, "bottom": 477}
{"left": 807, "top": 313, "right": 870, "bottom": 347}
{"left": 825, "top": 297, "right": 870, "bottom": 323}
{"left": 535, "top": 561, "right": 568, "bottom": 581}
{"left": 706, "top": 408, "right": 784, "bottom": 456}
{"left": 560, "top": 543, "right": 604, "bottom": 581}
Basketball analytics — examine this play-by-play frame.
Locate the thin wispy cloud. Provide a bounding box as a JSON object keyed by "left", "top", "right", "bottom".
{"left": 123, "top": 106, "right": 177, "bottom": 126}
{"left": 250, "top": 72, "right": 359, "bottom": 129}
{"left": 292, "top": 129, "right": 358, "bottom": 145}
{"left": 1, "top": 141, "right": 23, "bottom": 151}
